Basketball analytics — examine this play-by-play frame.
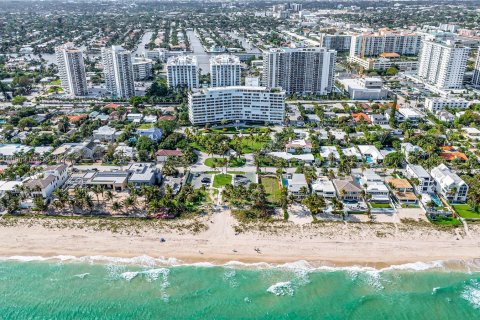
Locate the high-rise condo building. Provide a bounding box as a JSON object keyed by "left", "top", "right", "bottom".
{"left": 132, "top": 57, "right": 153, "bottom": 81}
{"left": 101, "top": 46, "right": 135, "bottom": 98}
{"left": 55, "top": 43, "right": 88, "bottom": 97}
{"left": 349, "top": 29, "right": 421, "bottom": 58}
{"left": 417, "top": 40, "right": 469, "bottom": 90}
{"left": 188, "top": 86, "right": 285, "bottom": 125}
{"left": 263, "top": 47, "right": 336, "bottom": 95}
{"left": 166, "top": 55, "right": 199, "bottom": 89}
{"left": 209, "top": 55, "right": 241, "bottom": 87}
{"left": 473, "top": 48, "right": 480, "bottom": 87}
{"left": 317, "top": 33, "right": 351, "bottom": 52}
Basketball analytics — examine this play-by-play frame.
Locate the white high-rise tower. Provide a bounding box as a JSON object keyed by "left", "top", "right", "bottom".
{"left": 417, "top": 40, "right": 469, "bottom": 90}
{"left": 209, "top": 55, "right": 241, "bottom": 87}
{"left": 472, "top": 48, "right": 480, "bottom": 87}
{"left": 166, "top": 55, "right": 199, "bottom": 89}
{"left": 263, "top": 47, "right": 336, "bottom": 95}
{"left": 55, "top": 43, "right": 88, "bottom": 97}
{"left": 101, "top": 46, "right": 135, "bottom": 98}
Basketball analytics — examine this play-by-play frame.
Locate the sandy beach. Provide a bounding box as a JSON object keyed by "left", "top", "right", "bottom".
{"left": 1, "top": 212, "right": 479, "bottom": 267}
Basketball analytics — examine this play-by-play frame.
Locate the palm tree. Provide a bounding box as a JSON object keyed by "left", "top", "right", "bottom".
{"left": 105, "top": 190, "right": 114, "bottom": 204}
{"left": 123, "top": 196, "right": 135, "bottom": 215}
{"left": 111, "top": 201, "right": 123, "bottom": 214}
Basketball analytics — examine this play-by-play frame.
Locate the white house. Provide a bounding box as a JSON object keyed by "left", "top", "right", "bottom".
{"left": 358, "top": 145, "right": 384, "bottom": 164}
{"left": 285, "top": 139, "right": 312, "bottom": 154}
{"left": 406, "top": 164, "right": 435, "bottom": 194}
{"left": 137, "top": 127, "right": 163, "bottom": 142}
{"left": 320, "top": 146, "right": 340, "bottom": 162}
{"left": 24, "top": 164, "right": 69, "bottom": 199}
{"left": 286, "top": 173, "right": 309, "bottom": 198}
{"left": 425, "top": 97, "right": 470, "bottom": 113}
{"left": 370, "top": 114, "right": 388, "bottom": 125}
{"left": 463, "top": 127, "right": 480, "bottom": 141}
{"left": 92, "top": 125, "right": 122, "bottom": 142}
{"left": 430, "top": 164, "right": 469, "bottom": 203}
{"left": 342, "top": 147, "right": 363, "bottom": 161}
{"left": 144, "top": 115, "right": 158, "bottom": 123}
{"left": 268, "top": 152, "right": 315, "bottom": 164}
{"left": 401, "top": 143, "right": 424, "bottom": 160}
{"left": 386, "top": 108, "right": 422, "bottom": 124}
{"left": 127, "top": 113, "right": 143, "bottom": 122}
{"left": 360, "top": 170, "right": 390, "bottom": 203}
{"left": 311, "top": 177, "right": 336, "bottom": 198}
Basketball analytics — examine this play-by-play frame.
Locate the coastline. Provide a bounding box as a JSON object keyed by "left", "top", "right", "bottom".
{"left": 1, "top": 213, "right": 480, "bottom": 270}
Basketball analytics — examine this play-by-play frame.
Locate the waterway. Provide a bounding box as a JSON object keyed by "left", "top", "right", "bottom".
{"left": 134, "top": 31, "right": 153, "bottom": 57}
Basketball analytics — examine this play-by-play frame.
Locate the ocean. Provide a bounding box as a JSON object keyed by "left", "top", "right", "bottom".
{"left": 1, "top": 257, "right": 479, "bottom": 319}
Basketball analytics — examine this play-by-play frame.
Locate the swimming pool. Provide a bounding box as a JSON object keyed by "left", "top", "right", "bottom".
{"left": 430, "top": 193, "right": 442, "bottom": 206}
{"left": 365, "top": 155, "right": 374, "bottom": 164}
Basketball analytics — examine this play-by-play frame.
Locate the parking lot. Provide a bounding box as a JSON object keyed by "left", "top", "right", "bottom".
{"left": 232, "top": 172, "right": 257, "bottom": 186}
{"left": 189, "top": 172, "right": 213, "bottom": 189}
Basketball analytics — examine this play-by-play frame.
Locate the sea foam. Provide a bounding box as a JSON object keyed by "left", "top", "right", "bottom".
{"left": 462, "top": 281, "right": 480, "bottom": 309}
{"left": 267, "top": 281, "right": 294, "bottom": 296}
{"left": 0, "top": 254, "right": 476, "bottom": 274}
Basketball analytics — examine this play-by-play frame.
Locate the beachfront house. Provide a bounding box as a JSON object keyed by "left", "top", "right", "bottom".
{"left": 24, "top": 164, "right": 69, "bottom": 199}
{"left": 127, "top": 163, "right": 160, "bottom": 186}
{"left": 430, "top": 164, "right": 468, "bottom": 203}
{"left": 386, "top": 178, "right": 418, "bottom": 205}
{"left": 333, "top": 178, "right": 362, "bottom": 202}
{"left": 286, "top": 173, "right": 309, "bottom": 199}
{"left": 360, "top": 170, "right": 390, "bottom": 203}
{"left": 87, "top": 171, "right": 130, "bottom": 191}
{"left": 405, "top": 164, "right": 435, "bottom": 194}
{"left": 311, "top": 177, "right": 336, "bottom": 199}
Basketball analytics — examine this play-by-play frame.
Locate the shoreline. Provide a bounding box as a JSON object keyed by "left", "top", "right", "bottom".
{"left": 1, "top": 252, "right": 480, "bottom": 273}
{"left": 1, "top": 213, "right": 480, "bottom": 270}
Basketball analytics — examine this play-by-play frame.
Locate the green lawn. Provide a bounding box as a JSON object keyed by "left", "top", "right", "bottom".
{"left": 189, "top": 142, "right": 207, "bottom": 152}
{"left": 213, "top": 174, "right": 232, "bottom": 188}
{"left": 260, "top": 176, "right": 281, "bottom": 204}
{"left": 453, "top": 204, "right": 480, "bottom": 219}
{"left": 370, "top": 203, "right": 392, "bottom": 209}
{"left": 431, "top": 216, "right": 462, "bottom": 226}
{"left": 204, "top": 157, "right": 246, "bottom": 168}
{"left": 138, "top": 123, "right": 153, "bottom": 129}
{"left": 235, "top": 136, "right": 270, "bottom": 154}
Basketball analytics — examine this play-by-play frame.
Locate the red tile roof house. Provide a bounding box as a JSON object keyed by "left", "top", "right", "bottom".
{"left": 156, "top": 149, "right": 184, "bottom": 162}
{"left": 352, "top": 112, "right": 371, "bottom": 123}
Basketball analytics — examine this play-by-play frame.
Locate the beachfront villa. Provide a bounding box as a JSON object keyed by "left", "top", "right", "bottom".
{"left": 311, "top": 177, "right": 336, "bottom": 198}
{"left": 430, "top": 164, "right": 469, "bottom": 203}
{"left": 286, "top": 173, "right": 309, "bottom": 199}
{"left": 360, "top": 170, "right": 390, "bottom": 203}
{"left": 333, "top": 178, "right": 362, "bottom": 202}
{"left": 406, "top": 164, "right": 435, "bottom": 194}
{"left": 386, "top": 178, "right": 418, "bottom": 205}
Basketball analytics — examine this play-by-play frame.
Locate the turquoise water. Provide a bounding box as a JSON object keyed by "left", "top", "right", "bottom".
{"left": 1, "top": 258, "right": 480, "bottom": 319}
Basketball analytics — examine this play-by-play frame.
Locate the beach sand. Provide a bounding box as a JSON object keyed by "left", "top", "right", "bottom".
{"left": 1, "top": 211, "right": 479, "bottom": 267}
